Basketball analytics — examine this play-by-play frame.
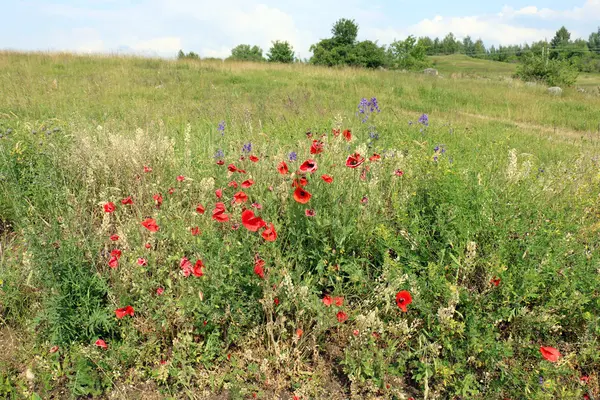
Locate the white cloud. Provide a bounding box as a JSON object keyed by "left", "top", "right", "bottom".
{"left": 130, "top": 37, "right": 183, "bottom": 55}
{"left": 501, "top": 0, "right": 600, "bottom": 21}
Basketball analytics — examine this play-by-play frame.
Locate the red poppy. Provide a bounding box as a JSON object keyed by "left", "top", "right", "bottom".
{"left": 581, "top": 375, "right": 589, "bottom": 384}
{"left": 215, "top": 189, "right": 223, "bottom": 199}
{"left": 293, "top": 187, "right": 312, "bottom": 204}
{"left": 296, "top": 328, "right": 303, "bottom": 338}
{"left": 249, "top": 155, "right": 259, "bottom": 162}
{"left": 274, "top": 298, "right": 279, "bottom": 306}
{"left": 104, "top": 202, "right": 116, "bottom": 213}
{"left": 369, "top": 153, "right": 381, "bottom": 162}
{"left": 115, "top": 305, "right": 134, "bottom": 319}
{"left": 212, "top": 202, "right": 229, "bottom": 222}
{"left": 143, "top": 165, "right": 152, "bottom": 173}
{"left": 305, "top": 209, "right": 316, "bottom": 217}
{"left": 540, "top": 346, "right": 561, "bottom": 362}
{"left": 145, "top": 242, "right": 152, "bottom": 249}
{"left": 361, "top": 196, "right": 368, "bottom": 205}
{"left": 227, "top": 164, "right": 238, "bottom": 172}
{"left": 156, "top": 287, "right": 164, "bottom": 295}
{"left": 310, "top": 140, "right": 324, "bottom": 154}
{"left": 193, "top": 259, "right": 205, "bottom": 277}
{"left": 346, "top": 153, "right": 365, "bottom": 168}
{"left": 394, "top": 169, "right": 404, "bottom": 177}
{"left": 196, "top": 204, "right": 205, "bottom": 214}
{"left": 395, "top": 290, "right": 412, "bottom": 312}
{"left": 190, "top": 226, "right": 201, "bottom": 236}
{"left": 299, "top": 159, "right": 317, "bottom": 173}
{"left": 254, "top": 258, "right": 265, "bottom": 279}
{"left": 109, "top": 234, "right": 119, "bottom": 241}
{"left": 168, "top": 187, "right": 175, "bottom": 195}
{"left": 251, "top": 202, "right": 262, "bottom": 210}
{"left": 322, "top": 295, "right": 332, "bottom": 306}
{"left": 153, "top": 193, "right": 163, "bottom": 207}
{"left": 333, "top": 296, "right": 344, "bottom": 307}
{"left": 49, "top": 345, "right": 59, "bottom": 354}
{"left": 111, "top": 249, "right": 122, "bottom": 258}
{"left": 228, "top": 181, "right": 238, "bottom": 189}
{"left": 177, "top": 175, "right": 185, "bottom": 182}
{"left": 321, "top": 174, "right": 333, "bottom": 183}
{"left": 237, "top": 168, "right": 246, "bottom": 174}
{"left": 353, "top": 329, "right": 360, "bottom": 336}
{"left": 292, "top": 177, "right": 308, "bottom": 188}
{"left": 233, "top": 191, "right": 248, "bottom": 204}
{"left": 277, "top": 161, "right": 289, "bottom": 175}
{"left": 108, "top": 256, "right": 119, "bottom": 269}
{"left": 141, "top": 218, "right": 159, "bottom": 232}
{"left": 95, "top": 339, "right": 108, "bottom": 349}
{"left": 121, "top": 196, "right": 134, "bottom": 205}
{"left": 241, "top": 179, "right": 254, "bottom": 188}
{"left": 343, "top": 129, "right": 352, "bottom": 141}
{"left": 137, "top": 258, "right": 147, "bottom": 266}
{"left": 332, "top": 128, "right": 340, "bottom": 137}
{"left": 261, "top": 223, "right": 277, "bottom": 242}
{"left": 491, "top": 277, "right": 501, "bottom": 286}
{"left": 337, "top": 311, "right": 348, "bottom": 323}
{"left": 216, "top": 160, "right": 224, "bottom": 166}
{"left": 360, "top": 168, "right": 367, "bottom": 181}
{"left": 241, "top": 209, "right": 266, "bottom": 232}
{"left": 180, "top": 257, "right": 193, "bottom": 277}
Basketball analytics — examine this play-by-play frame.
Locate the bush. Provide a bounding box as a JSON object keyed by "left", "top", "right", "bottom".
{"left": 515, "top": 54, "right": 579, "bottom": 86}
{"left": 227, "top": 45, "right": 264, "bottom": 62}
{"left": 267, "top": 41, "right": 295, "bottom": 63}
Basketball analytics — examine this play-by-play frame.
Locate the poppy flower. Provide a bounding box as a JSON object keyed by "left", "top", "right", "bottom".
{"left": 193, "top": 259, "right": 205, "bottom": 277}
{"left": 540, "top": 346, "right": 561, "bottom": 362}
{"left": 49, "top": 345, "right": 59, "bottom": 354}
{"left": 310, "top": 140, "right": 324, "bottom": 155}
{"left": 254, "top": 258, "right": 265, "bottom": 279}
{"left": 394, "top": 169, "right": 404, "bottom": 177}
{"left": 277, "top": 161, "right": 289, "bottom": 175}
{"left": 353, "top": 329, "right": 360, "bottom": 336}
{"left": 168, "top": 187, "right": 175, "bottom": 195}
{"left": 274, "top": 298, "right": 279, "bottom": 306}
{"left": 121, "top": 196, "right": 134, "bottom": 205}
{"left": 115, "top": 305, "right": 134, "bottom": 319}
{"left": 215, "top": 189, "right": 223, "bottom": 199}
{"left": 228, "top": 181, "right": 238, "bottom": 189}
{"left": 104, "top": 202, "right": 116, "bottom": 213}
{"left": 305, "top": 209, "right": 316, "bottom": 217}
{"left": 241, "top": 179, "right": 254, "bottom": 188}
{"left": 332, "top": 128, "right": 340, "bottom": 137}
{"left": 299, "top": 159, "right": 317, "bottom": 173}
{"left": 251, "top": 202, "right": 262, "bottom": 210}
{"left": 395, "top": 290, "right": 412, "bottom": 312}
{"left": 156, "top": 287, "right": 164, "bottom": 295}
{"left": 322, "top": 295, "right": 333, "bottom": 306}
{"left": 345, "top": 153, "right": 365, "bottom": 168}
{"left": 233, "top": 191, "right": 248, "bottom": 204}
{"left": 343, "top": 129, "right": 352, "bottom": 141}
{"left": 249, "top": 155, "right": 259, "bottom": 162}
{"left": 95, "top": 339, "right": 108, "bottom": 349}
{"left": 232, "top": 223, "right": 240, "bottom": 230}
{"left": 261, "top": 223, "right": 277, "bottom": 242}
{"left": 137, "top": 258, "right": 147, "bottom": 266}
{"left": 108, "top": 256, "right": 119, "bottom": 269}
{"left": 491, "top": 277, "right": 501, "bottom": 286}
{"left": 293, "top": 187, "right": 312, "bottom": 204}
{"left": 333, "top": 296, "right": 344, "bottom": 307}
{"left": 237, "top": 168, "right": 246, "bottom": 174}
{"left": 145, "top": 242, "right": 152, "bottom": 249}
{"left": 369, "top": 153, "right": 381, "bottom": 162}
{"left": 360, "top": 168, "right": 367, "bottom": 181}
{"left": 111, "top": 249, "right": 122, "bottom": 258}
{"left": 228, "top": 164, "right": 238, "bottom": 173}
{"left": 241, "top": 209, "right": 266, "bottom": 232}
{"left": 190, "top": 226, "right": 201, "bottom": 236}
{"left": 212, "top": 202, "right": 230, "bottom": 222}
{"left": 153, "top": 193, "right": 163, "bottom": 207}
{"left": 176, "top": 175, "right": 185, "bottom": 182}
{"left": 141, "top": 218, "right": 159, "bottom": 232}
{"left": 292, "top": 177, "right": 308, "bottom": 188}
{"left": 216, "top": 160, "right": 224, "bottom": 166}
{"left": 180, "top": 257, "right": 193, "bottom": 277}
{"left": 296, "top": 328, "right": 303, "bottom": 338}
{"left": 196, "top": 204, "right": 205, "bottom": 214}
{"left": 361, "top": 196, "right": 369, "bottom": 205}
{"left": 336, "top": 311, "right": 348, "bottom": 323}
{"left": 109, "top": 234, "right": 119, "bottom": 241}
{"left": 321, "top": 174, "right": 333, "bottom": 183}
{"left": 581, "top": 375, "right": 589, "bottom": 384}
{"left": 143, "top": 165, "right": 152, "bottom": 173}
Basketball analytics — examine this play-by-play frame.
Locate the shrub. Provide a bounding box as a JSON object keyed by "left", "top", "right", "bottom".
{"left": 227, "top": 44, "right": 265, "bottom": 62}
{"left": 515, "top": 53, "right": 579, "bottom": 86}
{"left": 267, "top": 41, "right": 295, "bottom": 63}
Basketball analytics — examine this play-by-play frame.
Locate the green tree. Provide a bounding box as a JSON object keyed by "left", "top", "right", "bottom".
{"left": 417, "top": 37, "right": 434, "bottom": 55}
{"left": 550, "top": 26, "right": 571, "bottom": 59}
{"left": 588, "top": 27, "right": 600, "bottom": 54}
{"left": 441, "top": 33, "right": 459, "bottom": 54}
{"left": 350, "top": 40, "right": 386, "bottom": 68}
{"left": 228, "top": 44, "right": 264, "bottom": 62}
{"left": 267, "top": 41, "right": 295, "bottom": 63}
{"left": 332, "top": 18, "right": 358, "bottom": 46}
{"left": 387, "top": 35, "right": 431, "bottom": 70}
{"left": 462, "top": 36, "right": 474, "bottom": 56}
{"left": 473, "top": 39, "right": 486, "bottom": 58}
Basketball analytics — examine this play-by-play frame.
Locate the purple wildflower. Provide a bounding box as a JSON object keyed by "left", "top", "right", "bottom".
{"left": 242, "top": 142, "right": 252, "bottom": 154}
{"left": 218, "top": 121, "right": 226, "bottom": 135}
{"left": 418, "top": 114, "right": 429, "bottom": 126}
{"left": 288, "top": 151, "right": 297, "bottom": 162}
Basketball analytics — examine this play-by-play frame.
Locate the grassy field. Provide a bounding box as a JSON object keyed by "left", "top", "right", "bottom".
{"left": 1, "top": 51, "right": 600, "bottom": 399}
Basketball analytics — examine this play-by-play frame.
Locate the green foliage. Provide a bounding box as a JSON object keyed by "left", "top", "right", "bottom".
{"left": 267, "top": 40, "right": 295, "bottom": 63}
{"left": 177, "top": 50, "right": 200, "bottom": 60}
{"left": 387, "top": 35, "right": 431, "bottom": 70}
{"left": 331, "top": 18, "right": 359, "bottom": 46}
{"left": 228, "top": 44, "right": 264, "bottom": 62}
{"left": 515, "top": 53, "right": 579, "bottom": 86}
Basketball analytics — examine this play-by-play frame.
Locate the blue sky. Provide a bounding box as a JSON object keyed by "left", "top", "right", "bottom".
{"left": 2, "top": 0, "right": 599, "bottom": 58}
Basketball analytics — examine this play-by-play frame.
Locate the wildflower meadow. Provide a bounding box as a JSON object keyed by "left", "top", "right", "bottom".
{"left": 0, "top": 52, "right": 599, "bottom": 399}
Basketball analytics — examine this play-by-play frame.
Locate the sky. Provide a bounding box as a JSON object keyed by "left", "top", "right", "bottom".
{"left": 1, "top": 0, "right": 599, "bottom": 59}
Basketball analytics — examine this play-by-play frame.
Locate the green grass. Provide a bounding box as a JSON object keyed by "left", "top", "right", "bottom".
{"left": 1, "top": 51, "right": 599, "bottom": 399}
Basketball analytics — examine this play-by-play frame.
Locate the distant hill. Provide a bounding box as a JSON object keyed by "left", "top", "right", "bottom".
{"left": 428, "top": 54, "right": 517, "bottom": 77}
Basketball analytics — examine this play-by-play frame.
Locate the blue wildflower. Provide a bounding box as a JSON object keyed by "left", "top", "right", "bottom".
{"left": 288, "top": 151, "right": 297, "bottom": 162}
{"left": 214, "top": 149, "right": 224, "bottom": 159}
{"left": 418, "top": 114, "right": 429, "bottom": 126}
{"left": 242, "top": 142, "right": 252, "bottom": 154}
{"left": 218, "top": 121, "right": 226, "bottom": 135}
